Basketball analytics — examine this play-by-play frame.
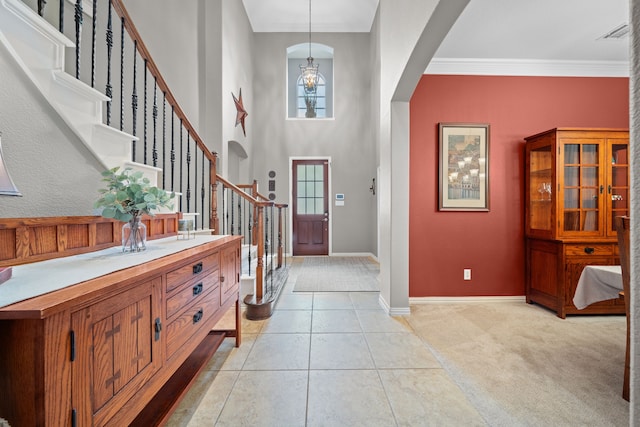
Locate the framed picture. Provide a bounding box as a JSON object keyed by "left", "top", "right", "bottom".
{"left": 438, "top": 123, "right": 490, "bottom": 211}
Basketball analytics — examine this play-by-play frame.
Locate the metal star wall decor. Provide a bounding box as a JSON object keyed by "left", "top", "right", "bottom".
{"left": 232, "top": 89, "right": 248, "bottom": 137}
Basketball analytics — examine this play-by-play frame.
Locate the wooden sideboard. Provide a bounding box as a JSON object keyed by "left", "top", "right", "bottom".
{"left": 0, "top": 234, "right": 242, "bottom": 426}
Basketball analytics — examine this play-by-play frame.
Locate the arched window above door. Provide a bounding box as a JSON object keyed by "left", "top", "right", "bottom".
{"left": 287, "top": 43, "right": 333, "bottom": 119}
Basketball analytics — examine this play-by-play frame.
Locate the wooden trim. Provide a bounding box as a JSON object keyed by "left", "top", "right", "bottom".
{"left": 0, "top": 214, "right": 179, "bottom": 267}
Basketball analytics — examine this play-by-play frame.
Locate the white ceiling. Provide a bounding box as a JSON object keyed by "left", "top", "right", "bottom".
{"left": 242, "top": 0, "right": 379, "bottom": 33}
{"left": 242, "top": 0, "right": 630, "bottom": 62}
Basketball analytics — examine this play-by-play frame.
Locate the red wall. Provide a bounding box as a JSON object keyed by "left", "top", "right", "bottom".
{"left": 409, "top": 75, "right": 629, "bottom": 297}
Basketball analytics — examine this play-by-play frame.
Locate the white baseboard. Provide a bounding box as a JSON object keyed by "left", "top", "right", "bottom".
{"left": 409, "top": 296, "right": 526, "bottom": 304}
{"left": 329, "top": 252, "right": 377, "bottom": 259}
{"left": 378, "top": 294, "right": 411, "bottom": 316}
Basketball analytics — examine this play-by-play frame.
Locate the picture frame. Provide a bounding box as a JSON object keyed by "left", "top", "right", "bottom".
{"left": 438, "top": 123, "right": 490, "bottom": 211}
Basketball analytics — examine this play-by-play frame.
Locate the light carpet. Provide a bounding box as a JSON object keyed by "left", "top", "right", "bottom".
{"left": 407, "top": 302, "right": 629, "bottom": 426}
{"left": 291, "top": 256, "right": 379, "bottom": 292}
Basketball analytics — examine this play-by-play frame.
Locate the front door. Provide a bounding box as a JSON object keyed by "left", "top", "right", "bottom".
{"left": 292, "top": 159, "right": 329, "bottom": 255}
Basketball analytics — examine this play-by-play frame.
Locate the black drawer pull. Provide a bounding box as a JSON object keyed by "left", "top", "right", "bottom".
{"left": 193, "top": 309, "right": 204, "bottom": 324}
{"left": 154, "top": 318, "right": 162, "bottom": 341}
{"left": 584, "top": 247, "right": 595, "bottom": 254}
{"left": 193, "top": 283, "right": 203, "bottom": 296}
{"left": 192, "top": 262, "right": 203, "bottom": 274}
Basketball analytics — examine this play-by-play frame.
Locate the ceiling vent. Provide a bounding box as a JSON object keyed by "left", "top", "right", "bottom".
{"left": 598, "top": 23, "right": 629, "bottom": 40}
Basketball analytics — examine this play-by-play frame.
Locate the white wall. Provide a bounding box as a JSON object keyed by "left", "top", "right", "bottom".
{"left": 221, "top": 0, "right": 254, "bottom": 182}
{"left": 376, "top": 0, "right": 469, "bottom": 314}
{"left": 123, "top": 0, "right": 201, "bottom": 134}
{"left": 0, "top": 43, "right": 104, "bottom": 218}
{"left": 251, "top": 32, "right": 377, "bottom": 255}
{"left": 122, "top": 0, "right": 255, "bottom": 187}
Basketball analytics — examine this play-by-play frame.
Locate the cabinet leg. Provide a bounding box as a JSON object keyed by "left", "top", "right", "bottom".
{"left": 235, "top": 298, "right": 242, "bottom": 348}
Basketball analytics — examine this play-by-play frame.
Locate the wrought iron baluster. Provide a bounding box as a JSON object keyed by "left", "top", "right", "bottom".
{"left": 143, "top": 64, "right": 148, "bottom": 164}
{"left": 201, "top": 151, "right": 205, "bottom": 229}
{"left": 170, "top": 106, "right": 175, "bottom": 191}
{"left": 58, "top": 0, "right": 63, "bottom": 32}
{"left": 194, "top": 135, "right": 198, "bottom": 221}
{"left": 119, "top": 16, "right": 124, "bottom": 131}
{"left": 284, "top": 207, "right": 288, "bottom": 267}
{"left": 162, "top": 93, "right": 166, "bottom": 189}
{"left": 237, "top": 194, "right": 242, "bottom": 237}
{"left": 271, "top": 204, "right": 275, "bottom": 279}
{"left": 207, "top": 157, "right": 211, "bottom": 231}
{"left": 230, "top": 191, "right": 234, "bottom": 235}
{"left": 91, "top": 0, "right": 97, "bottom": 87}
{"left": 277, "top": 206, "right": 283, "bottom": 268}
{"left": 248, "top": 205, "right": 252, "bottom": 276}
{"left": 105, "top": 3, "right": 113, "bottom": 125}
{"left": 179, "top": 120, "right": 183, "bottom": 213}
{"left": 265, "top": 206, "right": 271, "bottom": 295}
{"left": 37, "top": 0, "right": 46, "bottom": 17}
{"left": 152, "top": 78, "right": 158, "bottom": 167}
{"left": 131, "top": 41, "right": 138, "bottom": 161}
{"left": 74, "top": 0, "right": 83, "bottom": 79}
{"left": 222, "top": 185, "right": 226, "bottom": 234}
{"left": 186, "top": 133, "right": 191, "bottom": 212}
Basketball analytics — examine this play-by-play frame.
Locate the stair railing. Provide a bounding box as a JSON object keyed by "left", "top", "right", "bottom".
{"left": 23, "top": 0, "right": 289, "bottom": 303}
{"left": 213, "top": 175, "right": 288, "bottom": 302}
{"left": 27, "top": 0, "right": 215, "bottom": 229}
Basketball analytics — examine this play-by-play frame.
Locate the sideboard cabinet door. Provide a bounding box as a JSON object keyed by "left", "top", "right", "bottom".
{"left": 71, "top": 276, "right": 163, "bottom": 426}
{"left": 220, "top": 245, "right": 239, "bottom": 306}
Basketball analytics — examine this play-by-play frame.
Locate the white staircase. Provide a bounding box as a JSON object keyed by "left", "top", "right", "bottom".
{"left": 0, "top": 0, "right": 163, "bottom": 188}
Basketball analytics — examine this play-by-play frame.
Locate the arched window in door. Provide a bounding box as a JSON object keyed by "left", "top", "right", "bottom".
{"left": 287, "top": 43, "right": 333, "bottom": 119}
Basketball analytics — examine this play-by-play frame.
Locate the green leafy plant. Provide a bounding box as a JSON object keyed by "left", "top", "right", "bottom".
{"left": 94, "top": 167, "right": 175, "bottom": 222}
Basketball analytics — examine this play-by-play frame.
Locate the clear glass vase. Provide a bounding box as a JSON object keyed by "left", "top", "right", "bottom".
{"left": 122, "top": 217, "right": 147, "bottom": 252}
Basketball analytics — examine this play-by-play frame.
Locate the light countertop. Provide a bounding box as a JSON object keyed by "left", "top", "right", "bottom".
{"left": 0, "top": 235, "right": 227, "bottom": 308}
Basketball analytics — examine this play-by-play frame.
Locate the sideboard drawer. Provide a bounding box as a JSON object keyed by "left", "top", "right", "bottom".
{"left": 564, "top": 244, "right": 613, "bottom": 257}
{"left": 165, "top": 289, "right": 220, "bottom": 360}
{"left": 166, "top": 252, "right": 219, "bottom": 292}
{"left": 166, "top": 271, "right": 220, "bottom": 319}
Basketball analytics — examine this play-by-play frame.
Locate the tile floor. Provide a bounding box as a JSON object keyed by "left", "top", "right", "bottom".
{"left": 166, "top": 272, "right": 485, "bottom": 426}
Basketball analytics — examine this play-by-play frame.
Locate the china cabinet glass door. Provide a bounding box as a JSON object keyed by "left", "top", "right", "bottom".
{"left": 561, "top": 141, "right": 603, "bottom": 235}
{"left": 607, "top": 140, "right": 629, "bottom": 237}
{"left": 528, "top": 145, "right": 552, "bottom": 233}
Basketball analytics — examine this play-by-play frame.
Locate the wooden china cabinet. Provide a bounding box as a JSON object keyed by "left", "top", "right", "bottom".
{"left": 524, "top": 128, "right": 629, "bottom": 318}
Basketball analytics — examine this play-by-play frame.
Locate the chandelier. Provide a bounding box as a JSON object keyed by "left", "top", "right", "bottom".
{"left": 299, "top": 0, "right": 319, "bottom": 118}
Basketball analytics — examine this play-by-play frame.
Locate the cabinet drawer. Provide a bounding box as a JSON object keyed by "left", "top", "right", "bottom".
{"left": 166, "top": 271, "right": 219, "bottom": 319}
{"left": 165, "top": 289, "right": 220, "bottom": 359}
{"left": 166, "top": 252, "right": 219, "bottom": 292}
{"left": 564, "top": 244, "right": 613, "bottom": 257}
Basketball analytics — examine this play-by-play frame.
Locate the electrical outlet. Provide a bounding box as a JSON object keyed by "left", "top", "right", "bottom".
{"left": 463, "top": 269, "right": 472, "bottom": 281}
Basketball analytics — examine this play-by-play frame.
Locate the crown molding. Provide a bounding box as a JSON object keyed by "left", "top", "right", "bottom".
{"left": 426, "top": 58, "right": 630, "bottom": 77}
